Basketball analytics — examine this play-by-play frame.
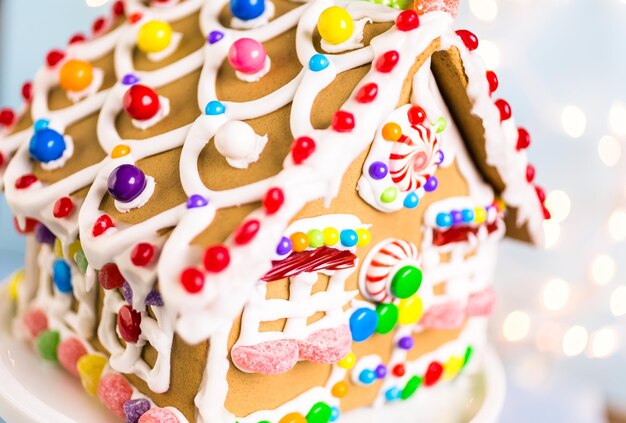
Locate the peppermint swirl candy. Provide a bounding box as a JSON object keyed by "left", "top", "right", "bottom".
{"left": 389, "top": 124, "right": 439, "bottom": 192}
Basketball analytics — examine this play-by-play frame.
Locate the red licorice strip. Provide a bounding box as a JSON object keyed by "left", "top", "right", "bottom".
{"left": 432, "top": 222, "right": 500, "bottom": 247}
{"left": 262, "top": 246, "right": 356, "bottom": 282}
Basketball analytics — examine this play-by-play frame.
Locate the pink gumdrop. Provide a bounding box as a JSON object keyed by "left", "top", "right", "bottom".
{"left": 97, "top": 373, "right": 133, "bottom": 420}
{"left": 228, "top": 38, "right": 267, "bottom": 75}
{"left": 58, "top": 337, "right": 88, "bottom": 377}
{"left": 420, "top": 301, "right": 465, "bottom": 330}
{"left": 467, "top": 287, "right": 497, "bottom": 317}
{"left": 231, "top": 339, "right": 298, "bottom": 375}
{"left": 138, "top": 407, "right": 179, "bottom": 423}
{"left": 23, "top": 308, "right": 48, "bottom": 339}
{"left": 298, "top": 325, "right": 351, "bottom": 364}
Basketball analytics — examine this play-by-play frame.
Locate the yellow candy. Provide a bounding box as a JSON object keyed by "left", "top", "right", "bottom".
{"left": 443, "top": 355, "right": 464, "bottom": 380}
{"left": 54, "top": 239, "right": 64, "bottom": 258}
{"left": 279, "top": 412, "right": 307, "bottom": 423}
{"left": 137, "top": 20, "right": 173, "bottom": 54}
{"left": 77, "top": 354, "right": 107, "bottom": 396}
{"left": 337, "top": 352, "right": 355, "bottom": 369}
{"left": 111, "top": 144, "right": 131, "bottom": 158}
{"left": 317, "top": 6, "right": 354, "bottom": 45}
{"left": 323, "top": 227, "right": 339, "bottom": 246}
{"left": 69, "top": 240, "right": 82, "bottom": 261}
{"left": 356, "top": 228, "right": 371, "bottom": 247}
{"left": 59, "top": 60, "right": 93, "bottom": 92}
{"left": 8, "top": 270, "right": 24, "bottom": 302}
{"left": 398, "top": 294, "right": 423, "bottom": 325}
{"left": 474, "top": 207, "right": 487, "bottom": 224}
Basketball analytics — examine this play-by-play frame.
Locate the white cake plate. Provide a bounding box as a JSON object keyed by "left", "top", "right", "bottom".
{"left": 0, "top": 283, "right": 505, "bottom": 423}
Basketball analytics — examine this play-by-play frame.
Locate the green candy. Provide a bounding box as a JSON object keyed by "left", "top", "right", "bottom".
{"left": 391, "top": 265, "right": 422, "bottom": 299}
{"left": 306, "top": 401, "right": 332, "bottom": 423}
{"left": 37, "top": 330, "right": 60, "bottom": 362}
{"left": 401, "top": 375, "right": 422, "bottom": 400}
{"left": 74, "top": 249, "right": 89, "bottom": 274}
{"left": 376, "top": 303, "right": 399, "bottom": 334}
{"left": 434, "top": 116, "right": 447, "bottom": 133}
{"left": 307, "top": 229, "right": 325, "bottom": 248}
{"left": 463, "top": 346, "right": 474, "bottom": 367}
{"left": 380, "top": 187, "right": 398, "bottom": 204}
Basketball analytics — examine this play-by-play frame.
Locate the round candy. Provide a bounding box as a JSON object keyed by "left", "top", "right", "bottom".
{"left": 53, "top": 259, "right": 73, "bottom": 293}
{"left": 390, "top": 265, "right": 422, "bottom": 299}
{"left": 263, "top": 187, "right": 284, "bottom": 215}
{"left": 107, "top": 164, "right": 147, "bottom": 203}
{"left": 318, "top": 6, "right": 354, "bottom": 45}
{"left": 306, "top": 402, "right": 332, "bottom": 423}
{"left": 386, "top": 387, "right": 401, "bottom": 401}
{"left": 398, "top": 336, "right": 414, "bottom": 350}
{"left": 123, "top": 84, "right": 160, "bottom": 121}
{"left": 77, "top": 354, "right": 107, "bottom": 396}
{"left": 59, "top": 59, "right": 93, "bottom": 92}
{"left": 122, "top": 73, "right": 139, "bottom": 86}
{"left": 230, "top": 0, "right": 266, "bottom": 21}
{"left": 117, "top": 305, "right": 142, "bottom": 343}
{"left": 397, "top": 295, "right": 423, "bottom": 325}
{"left": 228, "top": 38, "right": 267, "bottom": 75}
{"left": 137, "top": 20, "right": 172, "bottom": 53}
{"left": 330, "top": 407, "right": 340, "bottom": 422}
{"left": 131, "top": 243, "right": 155, "bottom": 267}
{"left": 23, "top": 308, "right": 48, "bottom": 339}
{"left": 382, "top": 122, "right": 402, "bottom": 141}
{"left": 331, "top": 381, "right": 348, "bottom": 398}
{"left": 434, "top": 117, "right": 447, "bottom": 133}
{"left": 369, "top": 161, "right": 388, "bottom": 180}
{"left": 435, "top": 212, "right": 452, "bottom": 228}
{"left": 309, "top": 54, "right": 329, "bottom": 72}
{"left": 349, "top": 307, "right": 378, "bottom": 342}
{"left": 307, "top": 229, "right": 324, "bottom": 248}
{"left": 423, "top": 176, "right": 438, "bottom": 192}
{"left": 97, "top": 373, "right": 133, "bottom": 420}
{"left": 461, "top": 208, "right": 475, "bottom": 223}
{"left": 451, "top": 210, "right": 464, "bottom": 224}
{"left": 205, "top": 100, "right": 225, "bottom": 115}
{"left": 380, "top": 187, "right": 398, "bottom": 203}
{"left": 234, "top": 219, "right": 260, "bottom": 245}
{"left": 396, "top": 9, "right": 420, "bottom": 31}
{"left": 138, "top": 407, "right": 179, "bottom": 423}
{"left": 376, "top": 303, "right": 398, "bottom": 334}
{"left": 323, "top": 227, "right": 339, "bottom": 246}
{"left": 376, "top": 50, "right": 399, "bottom": 73}
{"left": 444, "top": 355, "right": 464, "bottom": 380}
{"left": 340, "top": 229, "right": 358, "bottom": 247}
{"left": 290, "top": 232, "right": 309, "bottom": 252}
{"left": 124, "top": 399, "right": 151, "bottom": 423}
{"left": 53, "top": 197, "right": 74, "bottom": 218}
{"left": 455, "top": 29, "right": 478, "bottom": 51}
{"left": 36, "top": 330, "right": 60, "bottom": 362}
{"left": 495, "top": 99, "right": 512, "bottom": 121}
{"left": 291, "top": 136, "right": 316, "bottom": 164}
{"left": 375, "top": 364, "right": 387, "bottom": 378}
{"left": 207, "top": 30, "right": 225, "bottom": 45}
{"left": 180, "top": 267, "right": 205, "bottom": 293}
{"left": 356, "top": 82, "right": 378, "bottom": 103}
{"left": 214, "top": 120, "right": 258, "bottom": 162}
{"left": 337, "top": 352, "right": 355, "bottom": 369}
{"left": 58, "top": 337, "right": 88, "bottom": 377}
{"left": 276, "top": 237, "right": 292, "bottom": 255}
{"left": 359, "top": 369, "right": 377, "bottom": 384}
{"left": 331, "top": 110, "right": 355, "bottom": 132}
{"left": 204, "top": 245, "right": 230, "bottom": 272}
{"left": 356, "top": 228, "right": 371, "bottom": 246}
{"left": 404, "top": 192, "right": 419, "bottom": 209}
{"left": 187, "top": 194, "right": 208, "bottom": 209}
{"left": 8, "top": 270, "right": 23, "bottom": 302}
{"left": 29, "top": 128, "right": 66, "bottom": 163}
{"left": 474, "top": 207, "right": 487, "bottom": 224}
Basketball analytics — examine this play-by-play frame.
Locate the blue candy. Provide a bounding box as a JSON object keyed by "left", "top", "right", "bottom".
{"left": 340, "top": 229, "right": 358, "bottom": 247}
{"left": 385, "top": 387, "right": 401, "bottom": 401}
{"left": 205, "top": 100, "right": 226, "bottom": 116}
{"left": 359, "top": 369, "right": 377, "bottom": 385}
{"left": 436, "top": 212, "right": 453, "bottom": 228}
{"left": 53, "top": 259, "right": 72, "bottom": 293}
{"left": 230, "top": 0, "right": 265, "bottom": 21}
{"left": 350, "top": 307, "right": 378, "bottom": 342}
{"left": 403, "top": 192, "right": 419, "bottom": 209}
{"left": 462, "top": 208, "right": 475, "bottom": 223}
{"left": 29, "top": 128, "right": 66, "bottom": 163}
{"left": 309, "top": 54, "right": 329, "bottom": 72}
{"left": 33, "top": 119, "right": 50, "bottom": 132}
{"left": 329, "top": 407, "right": 340, "bottom": 422}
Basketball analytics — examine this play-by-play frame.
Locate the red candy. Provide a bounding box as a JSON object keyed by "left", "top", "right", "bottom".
{"left": 46, "top": 50, "right": 65, "bottom": 67}
{"left": 204, "top": 245, "right": 230, "bottom": 273}
{"left": 407, "top": 105, "right": 427, "bottom": 126}
{"left": 516, "top": 127, "right": 531, "bottom": 150}
{"left": 455, "top": 30, "right": 479, "bottom": 51}
{"left": 53, "top": 197, "right": 74, "bottom": 219}
{"left": 424, "top": 361, "right": 443, "bottom": 386}
{"left": 112, "top": 0, "right": 125, "bottom": 17}
{"left": 138, "top": 407, "right": 180, "bottom": 423}
{"left": 0, "top": 108, "right": 16, "bottom": 127}
{"left": 13, "top": 217, "right": 38, "bottom": 235}
{"left": 98, "top": 263, "right": 125, "bottom": 290}
{"left": 535, "top": 185, "right": 546, "bottom": 203}
{"left": 180, "top": 267, "right": 205, "bottom": 293}
{"left": 355, "top": 82, "right": 378, "bottom": 103}
{"left": 58, "top": 337, "right": 88, "bottom": 377}
{"left": 23, "top": 308, "right": 48, "bottom": 339}
{"left": 263, "top": 187, "right": 284, "bottom": 215}
{"left": 376, "top": 50, "right": 400, "bottom": 73}
{"left": 297, "top": 325, "right": 351, "bottom": 364}
{"left": 543, "top": 206, "right": 551, "bottom": 220}
{"left": 123, "top": 85, "right": 160, "bottom": 121}
{"left": 291, "top": 136, "right": 316, "bottom": 164}
{"left": 22, "top": 82, "right": 33, "bottom": 102}
{"left": 129, "top": 13, "right": 143, "bottom": 24}
{"left": 92, "top": 17, "right": 107, "bottom": 34}
{"left": 97, "top": 373, "right": 133, "bottom": 420}
{"left": 495, "top": 99, "right": 512, "bottom": 122}
{"left": 131, "top": 243, "right": 155, "bottom": 267}
{"left": 15, "top": 174, "right": 38, "bottom": 190}
{"left": 92, "top": 214, "right": 115, "bottom": 237}
{"left": 396, "top": 10, "right": 420, "bottom": 31}
{"left": 332, "top": 110, "right": 355, "bottom": 133}
{"left": 526, "top": 164, "right": 535, "bottom": 183}
{"left": 392, "top": 363, "right": 406, "bottom": 377}
{"left": 117, "top": 305, "right": 142, "bottom": 343}
{"left": 0, "top": 152, "right": 4, "bottom": 168}
{"left": 486, "top": 70, "right": 498, "bottom": 94}
{"left": 231, "top": 339, "right": 299, "bottom": 374}
{"left": 234, "top": 219, "right": 260, "bottom": 245}
{"left": 68, "top": 33, "right": 86, "bottom": 44}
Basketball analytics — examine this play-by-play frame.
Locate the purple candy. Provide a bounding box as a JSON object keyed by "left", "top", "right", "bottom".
{"left": 122, "top": 74, "right": 139, "bottom": 86}
{"left": 187, "top": 194, "right": 209, "bottom": 209}
{"left": 424, "top": 176, "right": 438, "bottom": 192}
{"left": 276, "top": 236, "right": 292, "bottom": 256}
{"left": 145, "top": 290, "right": 164, "bottom": 307}
{"left": 375, "top": 364, "right": 388, "bottom": 379}
{"left": 107, "top": 164, "right": 147, "bottom": 203}
{"left": 398, "top": 336, "right": 414, "bottom": 350}
{"left": 368, "top": 161, "right": 388, "bottom": 180}
{"left": 34, "top": 224, "right": 56, "bottom": 246}
{"left": 207, "top": 30, "right": 224, "bottom": 45}
{"left": 122, "top": 281, "right": 133, "bottom": 305}
{"left": 451, "top": 210, "right": 464, "bottom": 225}
{"left": 436, "top": 150, "right": 445, "bottom": 165}
{"left": 123, "top": 398, "right": 151, "bottom": 423}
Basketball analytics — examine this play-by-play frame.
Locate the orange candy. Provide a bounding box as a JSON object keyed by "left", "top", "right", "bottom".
{"left": 332, "top": 381, "right": 349, "bottom": 398}
{"left": 111, "top": 145, "right": 131, "bottom": 158}
{"left": 382, "top": 122, "right": 402, "bottom": 141}
{"left": 59, "top": 59, "right": 93, "bottom": 92}
{"left": 279, "top": 413, "right": 307, "bottom": 423}
{"left": 290, "top": 232, "right": 309, "bottom": 252}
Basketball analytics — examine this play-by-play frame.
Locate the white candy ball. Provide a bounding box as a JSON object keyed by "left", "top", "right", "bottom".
{"left": 214, "top": 120, "right": 257, "bottom": 161}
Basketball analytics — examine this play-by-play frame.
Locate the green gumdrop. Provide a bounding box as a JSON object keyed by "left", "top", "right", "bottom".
{"left": 435, "top": 117, "right": 447, "bottom": 133}
{"left": 376, "top": 303, "right": 399, "bottom": 334}
{"left": 306, "top": 401, "right": 332, "bottom": 423}
{"left": 401, "top": 375, "right": 422, "bottom": 400}
{"left": 381, "top": 187, "right": 398, "bottom": 204}
{"left": 307, "top": 229, "right": 325, "bottom": 248}
{"left": 391, "top": 266, "right": 422, "bottom": 299}
{"left": 463, "top": 346, "right": 474, "bottom": 367}
{"left": 37, "top": 330, "right": 60, "bottom": 362}
{"left": 75, "top": 249, "right": 89, "bottom": 274}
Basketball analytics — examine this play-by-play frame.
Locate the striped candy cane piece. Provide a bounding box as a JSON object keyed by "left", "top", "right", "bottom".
{"left": 363, "top": 239, "right": 419, "bottom": 303}
{"left": 389, "top": 124, "right": 439, "bottom": 192}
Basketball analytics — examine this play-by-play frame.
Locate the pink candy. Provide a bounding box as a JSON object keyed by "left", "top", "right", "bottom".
{"left": 23, "top": 308, "right": 48, "bottom": 339}
{"left": 298, "top": 325, "right": 351, "bottom": 364}
{"left": 420, "top": 301, "right": 465, "bottom": 330}
{"left": 97, "top": 373, "right": 133, "bottom": 420}
{"left": 231, "top": 339, "right": 298, "bottom": 374}
{"left": 414, "top": 0, "right": 460, "bottom": 17}
{"left": 138, "top": 407, "right": 179, "bottom": 423}
{"left": 58, "top": 337, "right": 88, "bottom": 377}
{"left": 228, "top": 38, "right": 267, "bottom": 75}
{"left": 467, "top": 287, "right": 497, "bottom": 317}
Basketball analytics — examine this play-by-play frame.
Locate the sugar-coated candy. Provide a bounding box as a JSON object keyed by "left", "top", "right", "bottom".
{"left": 297, "top": 325, "right": 351, "bottom": 364}
{"left": 77, "top": 354, "right": 107, "bottom": 396}
{"left": 306, "top": 401, "right": 332, "bottom": 423}
{"left": 349, "top": 307, "right": 378, "bottom": 342}
{"left": 23, "top": 308, "right": 48, "bottom": 339}
{"left": 34, "top": 223, "right": 56, "bottom": 246}
{"left": 99, "top": 262, "right": 125, "bottom": 290}
{"left": 36, "top": 330, "right": 60, "bottom": 362}
{"left": 466, "top": 287, "right": 496, "bottom": 317}
{"left": 58, "top": 337, "right": 88, "bottom": 377}
{"left": 138, "top": 407, "right": 179, "bottom": 423}
{"left": 124, "top": 398, "right": 151, "bottom": 423}
{"left": 420, "top": 301, "right": 464, "bottom": 329}
{"left": 414, "top": 0, "right": 460, "bottom": 17}
{"left": 232, "top": 339, "right": 299, "bottom": 374}
{"left": 97, "top": 373, "right": 133, "bottom": 420}
{"left": 145, "top": 289, "right": 164, "bottom": 307}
